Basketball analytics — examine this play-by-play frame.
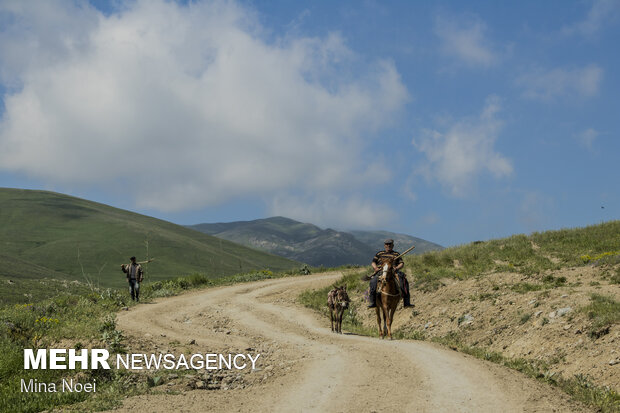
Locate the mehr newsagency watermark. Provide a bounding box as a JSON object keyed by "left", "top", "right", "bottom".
{"left": 20, "top": 348, "right": 260, "bottom": 393}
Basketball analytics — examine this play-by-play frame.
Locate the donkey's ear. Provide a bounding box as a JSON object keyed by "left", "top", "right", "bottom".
{"left": 342, "top": 285, "right": 347, "bottom": 291}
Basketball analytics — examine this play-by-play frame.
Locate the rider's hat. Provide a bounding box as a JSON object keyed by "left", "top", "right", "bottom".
{"left": 130, "top": 256, "right": 136, "bottom": 261}
{"left": 384, "top": 239, "right": 394, "bottom": 245}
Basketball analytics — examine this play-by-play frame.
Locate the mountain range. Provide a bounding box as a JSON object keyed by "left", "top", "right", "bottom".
{"left": 189, "top": 217, "right": 443, "bottom": 267}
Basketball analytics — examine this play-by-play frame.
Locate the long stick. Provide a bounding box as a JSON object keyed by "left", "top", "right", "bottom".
{"left": 396, "top": 245, "right": 415, "bottom": 260}
{"left": 121, "top": 259, "right": 156, "bottom": 265}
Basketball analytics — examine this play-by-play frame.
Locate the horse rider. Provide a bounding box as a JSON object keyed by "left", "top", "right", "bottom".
{"left": 367, "top": 239, "right": 413, "bottom": 308}
{"left": 121, "top": 256, "right": 144, "bottom": 302}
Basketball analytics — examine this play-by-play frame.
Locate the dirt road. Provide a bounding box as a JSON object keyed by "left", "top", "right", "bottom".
{"left": 111, "top": 271, "right": 591, "bottom": 412}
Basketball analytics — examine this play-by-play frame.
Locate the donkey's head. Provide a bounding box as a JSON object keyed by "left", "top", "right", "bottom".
{"left": 336, "top": 286, "right": 350, "bottom": 309}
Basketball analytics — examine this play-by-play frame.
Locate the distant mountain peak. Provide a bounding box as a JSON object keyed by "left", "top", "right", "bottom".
{"left": 188, "top": 217, "right": 443, "bottom": 267}
{"left": 264, "top": 216, "right": 300, "bottom": 224}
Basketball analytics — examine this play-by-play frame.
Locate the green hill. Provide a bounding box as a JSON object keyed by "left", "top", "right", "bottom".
{"left": 189, "top": 217, "right": 443, "bottom": 266}
{"left": 0, "top": 188, "right": 298, "bottom": 298}
{"left": 404, "top": 220, "right": 620, "bottom": 287}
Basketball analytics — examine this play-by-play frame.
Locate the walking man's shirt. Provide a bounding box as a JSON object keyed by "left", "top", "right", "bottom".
{"left": 121, "top": 256, "right": 143, "bottom": 302}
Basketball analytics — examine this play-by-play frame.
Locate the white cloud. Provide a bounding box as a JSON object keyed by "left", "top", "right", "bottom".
{"left": 0, "top": 0, "right": 408, "bottom": 213}
{"left": 577, "top": 128, "right": 599, "bottom": 149}
{"left": 434, "top": 14, "right": 498, "bottom": 68}
{"left": 516, "top": 64, "right": 603, "bottom": 101}
{"left": 562, "top": 0, "right": 620, "bottom": 37}
{"left": 412, "top": 96, "right": 512, "bottom": 197}
{"left": 0, "top": 1, "right": 100, "bottom": 88}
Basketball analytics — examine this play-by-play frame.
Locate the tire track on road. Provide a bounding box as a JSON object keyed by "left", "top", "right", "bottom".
{"left": 111, "top": 271, "right": 591, "bottom": 413}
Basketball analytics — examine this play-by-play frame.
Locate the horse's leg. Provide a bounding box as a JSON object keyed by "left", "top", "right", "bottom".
{"left": 382, "top": 304, "right": 389, "bottom": 340}
{"left": 387, "top": 303, "right": 397, "bottom": 340}
{"left": 375, "top": 306, "right": 383, "bottom": 338}
{"left": 338, "top": 309, "right": 343, "bottom": 334}
{"left": 330, "top": 309, "right": 334, "bottom": 332}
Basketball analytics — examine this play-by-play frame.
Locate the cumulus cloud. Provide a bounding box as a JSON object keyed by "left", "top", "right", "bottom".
{"left": 562, "top": 0, "right": 620, "bottom": 37}
{"left": 516, "top": 64, "right": 603, "bottom": 101}
{"left": 412, "top": 96, "right": 512, "bottom": 197}
{"left": 434, "top": 14, "right": 498, "bottom": 68}
{"left": 0, "top": 0, "right": 408, "bottom": 214}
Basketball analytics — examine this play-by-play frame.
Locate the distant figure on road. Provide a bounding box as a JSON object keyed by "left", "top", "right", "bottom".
{"left": 367, "top": 239, "right": 412, "bottom": 308}
{"left": 121, "top": 256, "right": 143, "bottom": 302}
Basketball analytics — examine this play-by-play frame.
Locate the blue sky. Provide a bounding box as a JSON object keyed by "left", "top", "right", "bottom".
{"left": 0, "top": 0, "right": 618, "bottom": 247}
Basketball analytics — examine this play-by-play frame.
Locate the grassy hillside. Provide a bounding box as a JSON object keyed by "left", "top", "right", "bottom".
{"left": 0, "top": 253, "right": 94, "bottom": 304}
{"left": 301, "top": 221, "right": 620, "bottom": 412}
{"left": 190, "top": 216, "right": 377, "bottom": 266}
{"left": 404, "top": 220, "right": 620, "bottom": 290}
{"left": 0, "top": 188, "right": 298, "bottom": 297}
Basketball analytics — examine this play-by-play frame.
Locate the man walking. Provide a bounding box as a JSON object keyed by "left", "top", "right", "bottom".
{"left": 121, "top": 256, "right": 143, "bottom": 302}
{"left": 367, "top": 239, "right": 413, "bottom": 308}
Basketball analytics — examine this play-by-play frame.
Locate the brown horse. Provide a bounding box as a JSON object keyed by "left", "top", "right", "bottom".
{"left": 375, "top": 259, "right": 401, "bottom": 339}
{"left": 327, "top": 286, "right": 350, "bottom": 334}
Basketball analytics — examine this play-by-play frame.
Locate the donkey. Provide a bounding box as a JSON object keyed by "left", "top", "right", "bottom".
{"left": 327, "top": 286, "right": 350, "bottom": 334}
{"left": 375, "top": 258, "right": 401, "bottom": 339}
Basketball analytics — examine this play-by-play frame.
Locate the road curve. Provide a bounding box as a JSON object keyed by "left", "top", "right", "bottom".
{"left": 110, "top": 271, "right": 590, "bottom": 413}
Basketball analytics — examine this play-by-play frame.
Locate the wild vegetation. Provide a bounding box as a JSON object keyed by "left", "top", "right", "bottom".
{"left": 0, "top": 266, "right": 316, "bottom": 413}
{"left": 406, "top": 220, "right": 620, "bottom": 291}
{"left": 581, "top": 293, "right": 620, "bottom": 338}
{"left": 301, "top": 221, "right": 620, "bottom": 412}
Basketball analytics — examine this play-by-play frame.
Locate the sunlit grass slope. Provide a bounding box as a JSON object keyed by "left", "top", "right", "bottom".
{"left": 405, "top": 221, "right": 620, "bottom": 290}
{"left": 0, "top": 188, "right": 298, "bottom": 294}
